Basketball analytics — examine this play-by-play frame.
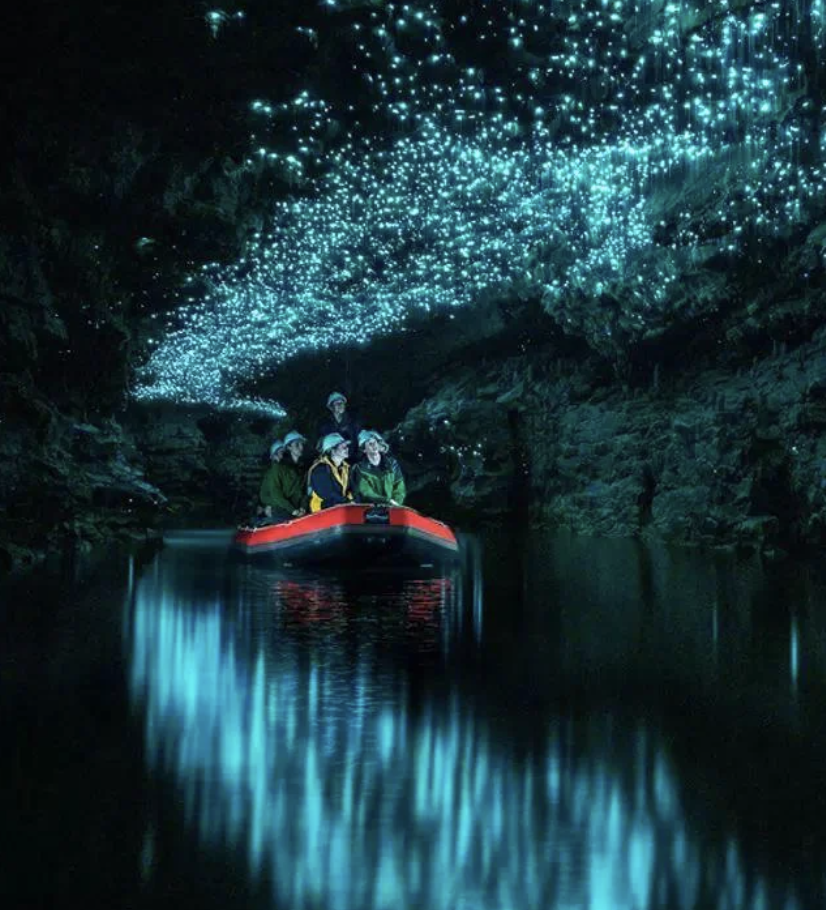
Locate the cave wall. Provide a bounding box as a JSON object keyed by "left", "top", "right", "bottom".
{"left": 0, "top": 1, "right": 313, "bottom": 566}
{"left": 390, "top": 315, "right": 826, "bottom": 554}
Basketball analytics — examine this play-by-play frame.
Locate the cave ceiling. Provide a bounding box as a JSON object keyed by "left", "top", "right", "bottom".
{"left": 4, "top": 0, "right": 825, "bottom": 417}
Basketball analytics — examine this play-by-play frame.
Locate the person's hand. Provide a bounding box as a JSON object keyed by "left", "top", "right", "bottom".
{"left": 389, "top": 499, "right": 399, "bottom": 507}
{"left": 292, "top": 508, "right": 306, "bottom": 517}
{"left": 264, "top": 506, "right": 272, "bottom": 517}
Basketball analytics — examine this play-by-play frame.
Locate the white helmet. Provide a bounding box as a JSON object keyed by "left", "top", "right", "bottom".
{"left": 358, "top": 429, "right": 384, "bottom": 449}
{"left": 320, "top": 432, "right": 348, "bottom": 454}
{"left": 326, "top": 391, "right": 347, "bottom": 410}
{"left": 283, "top": 430, "right": 306, "bottom": 447}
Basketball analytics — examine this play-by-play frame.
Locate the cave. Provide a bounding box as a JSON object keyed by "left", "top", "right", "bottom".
{"left": 3, "top": 1, "right": 825, "bottom": 564}
{"left": 3, "top": 2, "right": 826, "bottom": 906}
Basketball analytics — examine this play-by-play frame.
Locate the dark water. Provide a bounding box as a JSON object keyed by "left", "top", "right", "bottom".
{"left": 3, "top": 529, "right": 826, "bottom": 909}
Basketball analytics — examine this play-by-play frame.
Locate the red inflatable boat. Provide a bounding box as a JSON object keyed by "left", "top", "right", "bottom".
{"left": 233, "top": 504, "right": 459, "bottom": 568}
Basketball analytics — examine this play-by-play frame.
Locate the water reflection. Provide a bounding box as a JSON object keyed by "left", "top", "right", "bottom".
{"left": 503, "top": 531, "right": 826, "bottom": 718}
{"left": 126, "top": 537, "right": 811, "bottom": 910}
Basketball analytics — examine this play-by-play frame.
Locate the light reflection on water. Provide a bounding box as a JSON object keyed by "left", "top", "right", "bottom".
{"left": 128, "top": 536, "right": 809, "bottom": 910}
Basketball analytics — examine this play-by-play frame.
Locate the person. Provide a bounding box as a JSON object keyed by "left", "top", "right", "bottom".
{"left": 351, "top": 430, "right": 406, "bottom": 506}
{"left": 282, "top": 429, "right": 307, "bottom": 467}
{"left": 316, "top": 391, "right": 361, "bottom": 450}
{"left": 259, "top": 431, "right": 307, "bottom": 521}
{"left": 307, "top": 432, "right": 353, "bottom": 512}
{"left": 256, "top": 438, "right": 284, "bottom": 521}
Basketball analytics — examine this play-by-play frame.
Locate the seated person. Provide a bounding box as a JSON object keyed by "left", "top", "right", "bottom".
{"left": 259, "top": 431, "right": 308, "bottom": 521}
{"left": 256, "top": 437, "right": 284, "bottom": 521}
{"left": 316, "top": 391, "right": 361, "bottom": 450}
{"left": 282, "top": 429, "right": 307, "bottom": 468}
{"left": 307, "top": 433, "right": 354, "bottom": 512}
{"left": 351, "top": 430, "right": 406, "bottom": 506}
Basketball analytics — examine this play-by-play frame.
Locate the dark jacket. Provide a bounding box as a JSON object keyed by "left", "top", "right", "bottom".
{"left": 307, "top": 456, "right": 353, "bottom": 512}
{"left": 352, "top": 454, "right": 406, "bottom": 505}
{"left": 259, "top": 461, "right": 305, "bottom": 514}
{"left": 317, "top": 413, "right": 362, "bottom": 449}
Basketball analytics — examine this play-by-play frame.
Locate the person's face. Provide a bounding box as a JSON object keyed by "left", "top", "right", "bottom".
{"left": 272, "top": 447, "right": 284, "bottom": 463}
{"left": 364, "top": 438, "right": 380, "bottom": 459}
{"left": 288, "top": 440, "right": 304, "bottom": 461}
{"left": 333, "top": 441, "right": 349, "bottom": 460}
{"left": 331, "top": 399, "right": 346, "bottom": 419}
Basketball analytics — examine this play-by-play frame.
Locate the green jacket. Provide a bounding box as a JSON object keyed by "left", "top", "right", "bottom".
{"left": 259, "top": 462, "right": 305, "bottom": 513}
{"left": 352, "top": 455, "right": 406, "bottom": 505}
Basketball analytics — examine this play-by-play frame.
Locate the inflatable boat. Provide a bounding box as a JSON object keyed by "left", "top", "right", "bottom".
{"left": 233, "top": 504, "right": 459, "bottom": 568}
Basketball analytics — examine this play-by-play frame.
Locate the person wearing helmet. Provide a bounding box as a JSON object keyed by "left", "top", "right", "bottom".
{"left": 316, "top": 391, "right": 361, "bottom": 451}
{"left": 257, "top": 439, "right": 284, "bottom": 521}
{"left": 351, "top": 430, "right": 406, "bottom": 507}
{"left": 282, "top": 430, "right": 307, "bottom": 466}
{"left": 269, "top": 438, "right": 286, "bottom": 462}
{"left": 259, "top": 431, "right": 308, "bottom": 521}
{"left": 307, "top": 432, "right": 354, "bottom": 512}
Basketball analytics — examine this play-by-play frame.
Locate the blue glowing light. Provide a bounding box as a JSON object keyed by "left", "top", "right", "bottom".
{"left": 137, "top": 0, "right": 824, "bottom": 413}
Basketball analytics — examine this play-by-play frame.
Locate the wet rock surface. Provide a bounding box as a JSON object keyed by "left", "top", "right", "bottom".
{"left": 391, "top": 320, "right": 826, "bottom": 555}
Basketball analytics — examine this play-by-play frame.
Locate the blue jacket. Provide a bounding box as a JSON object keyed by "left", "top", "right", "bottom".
{"left": 307, "top": 457, "right": 353, "bottom": 512}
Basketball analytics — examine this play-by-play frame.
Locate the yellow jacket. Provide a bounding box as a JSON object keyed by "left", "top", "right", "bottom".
{"left": 307, "top": 456, "right": 352, "bottom": 512}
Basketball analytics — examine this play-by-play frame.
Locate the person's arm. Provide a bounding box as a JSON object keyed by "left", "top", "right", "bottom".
{"left": 266, "top": 466, "right": 299, "bottom": 514}
{"left": 350, "top": 464, "right": 364, "bottom": 503}
{"left": 391, "top": 462, "right": 406, "bottom": 506}
{"left": 285, "top": 467, "right": 307, "bottom": 515}
{"left": 310, "top": 463, "right": 350, "bottom": 506}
